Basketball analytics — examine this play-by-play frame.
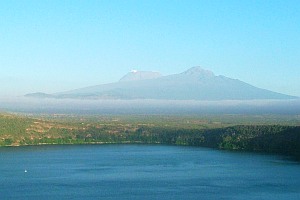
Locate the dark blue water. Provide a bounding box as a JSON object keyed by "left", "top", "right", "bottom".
{"left": 1, "top": 145, "right": 300, "bottom": 199}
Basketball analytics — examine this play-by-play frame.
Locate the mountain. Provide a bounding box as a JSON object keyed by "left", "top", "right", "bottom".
{"left": 25, "top": 67, "right": 297, "bottom": 100}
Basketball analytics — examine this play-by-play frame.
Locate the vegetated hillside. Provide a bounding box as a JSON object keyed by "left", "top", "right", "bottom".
{"left": 25, "top": 67, "right": 297, "bottom": 100}
{"left": 0, "top": 113, "right": 300, "bottom": 160}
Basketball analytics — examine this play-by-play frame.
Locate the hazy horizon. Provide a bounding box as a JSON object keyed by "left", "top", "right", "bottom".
{"left": 1, "top": 97, "right": 300, "bottom": 115}
{"left": 1, "top": 0, "right": 299, "bottom": 97}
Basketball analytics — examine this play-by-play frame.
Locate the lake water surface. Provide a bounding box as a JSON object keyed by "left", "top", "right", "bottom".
{"left": 1, "top": 145, "right": 300, "bottom": 199}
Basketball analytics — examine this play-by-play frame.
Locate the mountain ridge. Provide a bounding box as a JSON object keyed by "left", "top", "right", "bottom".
{"left": 25, "top": 67, "right": 297, "bottom": 100}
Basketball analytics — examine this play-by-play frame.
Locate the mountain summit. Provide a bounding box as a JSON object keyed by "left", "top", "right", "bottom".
{"left": 25, "top": 67, "right": 297, "bottom": 100}
{"left": 119, "top": 70, "right": 161, "bottom": 82}
{"left": 181, "top": 66, "right": 215, "bottom": 78}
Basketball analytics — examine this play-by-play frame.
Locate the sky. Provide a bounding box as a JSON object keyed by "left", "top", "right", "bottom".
{"left": 0, "top": 0, "right": 299, "bottom": 97}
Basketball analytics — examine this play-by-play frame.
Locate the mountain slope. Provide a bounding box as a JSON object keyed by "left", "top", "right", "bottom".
{"left": 25, "top": 67, "right": 297, "bottom": 100}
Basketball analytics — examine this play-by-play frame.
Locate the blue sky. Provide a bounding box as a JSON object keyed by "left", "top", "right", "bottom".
{"left": 0, "top": 0, "right": 299, "bottom": 96}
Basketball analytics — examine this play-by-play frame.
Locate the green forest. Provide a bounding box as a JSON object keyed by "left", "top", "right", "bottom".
{"left": 1, "top": 113, "right": 300, "bottom": 159}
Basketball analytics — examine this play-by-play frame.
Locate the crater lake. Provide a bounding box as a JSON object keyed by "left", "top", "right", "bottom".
{"left": 1, "top": 144, "right": 300, "bottom": 199}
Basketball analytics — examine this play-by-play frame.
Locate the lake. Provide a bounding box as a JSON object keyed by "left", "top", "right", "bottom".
{"left": 1, "top": 144, "right": 300, "bottom": 199}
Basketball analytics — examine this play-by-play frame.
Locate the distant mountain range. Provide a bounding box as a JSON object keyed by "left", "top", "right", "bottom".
{"left": 25, "top": 67, "right": 297, "bottom": 100}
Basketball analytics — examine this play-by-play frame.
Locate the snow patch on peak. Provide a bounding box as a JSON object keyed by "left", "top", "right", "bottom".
{"left": 119, "top": 71, "right": 162, "bottom": 82}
